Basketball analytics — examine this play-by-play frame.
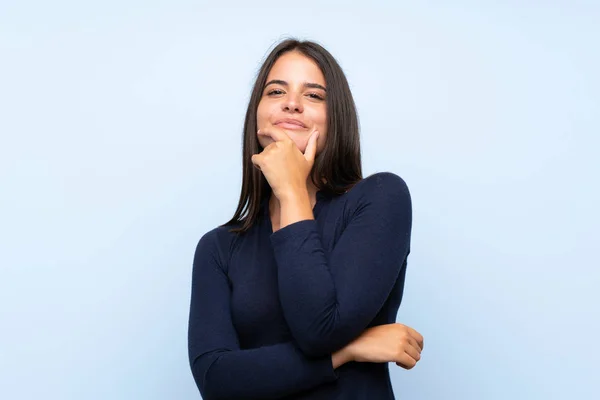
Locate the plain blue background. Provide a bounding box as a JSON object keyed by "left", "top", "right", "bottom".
{"left": 1, "top": 1, "right": 598, "bottom": 399}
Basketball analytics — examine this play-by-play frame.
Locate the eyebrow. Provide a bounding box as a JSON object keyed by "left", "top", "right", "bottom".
{"left": 265, "top": 79, "right": 327, "bottom": 92}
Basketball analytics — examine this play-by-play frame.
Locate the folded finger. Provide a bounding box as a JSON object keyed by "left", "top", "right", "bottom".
{"left": 394, "top": 352, "right": 418, "bottom": 370}
{"left": 404, "top": 340, "right": 421, "bottom": 361}
{"left": 407, "top": 327, "right": 424, "bottom": 350}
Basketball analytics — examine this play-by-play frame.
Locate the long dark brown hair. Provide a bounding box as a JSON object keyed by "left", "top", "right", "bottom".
{"left": 222, "top": 38, "right": 363, "bottom": 234}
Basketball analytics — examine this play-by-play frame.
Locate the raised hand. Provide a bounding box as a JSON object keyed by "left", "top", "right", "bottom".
{"left": 251, "top": 126, "right": 320, "bottom": 200}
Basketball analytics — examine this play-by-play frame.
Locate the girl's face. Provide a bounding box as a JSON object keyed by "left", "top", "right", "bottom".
{"left": 256, "top": 51, "right": 327, "bottom": 154}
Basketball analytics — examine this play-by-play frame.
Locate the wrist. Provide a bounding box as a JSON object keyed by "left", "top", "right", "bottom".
{"left": 277, "top": 186, "right": 314, "bottom": 229}
{"left": 276, "top": 186, "right": 309, "bottom": 204}
{"left": 332, "top": 346, "right": 354, "bottom": 369}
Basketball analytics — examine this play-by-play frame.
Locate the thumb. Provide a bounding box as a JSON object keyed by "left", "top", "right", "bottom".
{"left": 304, "top": 130, "right": 320, "bottom": 163}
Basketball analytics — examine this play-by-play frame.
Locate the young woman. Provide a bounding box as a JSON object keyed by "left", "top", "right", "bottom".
{"left": 188, "top": 39, "right": 424, "bottom": 400}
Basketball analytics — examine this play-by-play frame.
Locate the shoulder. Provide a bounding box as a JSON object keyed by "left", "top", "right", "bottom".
{"left": 336, "top": 172, "right": 412, "bottom": 226}
{"left": 347, "top": 171, "right": 411, "bottom": 205}
{"left": 331, "top": 171, "right": 411, "bottom": 226}
{"left": 193, "top": 225, "right": 240, "bottom": 274}
{"left": 334, "top": 171, "right": 412, "bottom": 234}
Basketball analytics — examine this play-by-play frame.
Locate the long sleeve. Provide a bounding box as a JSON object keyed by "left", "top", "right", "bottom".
{"left": 188, "top": 231, "right": 338, "bottom": 400}
{"left": 270, "top": 172, "right": 412, "bottom": 357}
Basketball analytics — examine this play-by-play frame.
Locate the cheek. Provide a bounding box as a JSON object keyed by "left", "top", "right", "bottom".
{"left": 317, "top": 134, "right": 326, "bottom": 152}
{"left": 256, "top": 103, "right": 267, "bottom": 126}
{"left": 304, "top": 112, "right": 326, "bottom": 154}
{"left": 257, "top": 99, "right": 277, "bottom": 127}
{"left": 256, "top": 102, "right": 273, "bottom": 148}
{"left": 310, "top": 108, "right": 327, "bottom": 135}
{"left": 315, "top": 118, "right": 327, "bottom": 152}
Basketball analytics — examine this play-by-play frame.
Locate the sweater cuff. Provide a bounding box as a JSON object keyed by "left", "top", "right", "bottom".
{"left": 315, "top": 353, "right": 339, "bottom": 383}
{"left": 270, "top": 219, "right": 317, "bottom": 246}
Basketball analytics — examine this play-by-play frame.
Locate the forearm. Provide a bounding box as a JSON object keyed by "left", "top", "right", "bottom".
{"left": 192, "top": 342, "right": 339, "bottom": 400}
{"left": 270, "top": 174, "right": 412, "bottom": 357}
{"left": 271, "top": 222, "right": 350, "bottom": 355}
{"left": 190, "top": 233, "right": 340, "bottom": 400}
{"left": 278, "top": 188, "right": 314, "bottom": 229}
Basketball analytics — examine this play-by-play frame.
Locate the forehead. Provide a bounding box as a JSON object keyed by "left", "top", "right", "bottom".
{"left": 267, "top": 51, "right": 325, "bottom": 84}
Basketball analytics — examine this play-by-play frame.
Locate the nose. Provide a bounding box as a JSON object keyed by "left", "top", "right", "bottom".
{"left": 282, "top": 93, "right": 303, "bottom": 113}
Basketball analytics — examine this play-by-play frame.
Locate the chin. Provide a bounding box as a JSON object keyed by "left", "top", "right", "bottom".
{"left": 292, "top": 141, "right": 305, "bottom": 151}
{"left": 258, "top": 138, "right": 274, "bottom": 149}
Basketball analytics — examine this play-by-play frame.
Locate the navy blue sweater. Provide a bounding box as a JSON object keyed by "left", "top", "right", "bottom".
{"left": 188, "top": 172, "right": 412, "bottom": 399}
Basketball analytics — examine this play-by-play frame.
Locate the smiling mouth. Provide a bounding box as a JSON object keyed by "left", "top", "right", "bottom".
{"left": 274, "top": 119, "right": 307, "bottom": 129}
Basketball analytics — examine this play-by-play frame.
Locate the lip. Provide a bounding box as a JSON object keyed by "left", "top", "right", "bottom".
{"left": 274, "top": 118, "right": 307, "bottom": 129}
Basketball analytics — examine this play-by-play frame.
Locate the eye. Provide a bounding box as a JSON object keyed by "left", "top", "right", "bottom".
{"left": 307, "top": 92, "right": 325, "bottom": 100}
{"left": 267, "top": 89, "right": 285, "bottom": 96}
